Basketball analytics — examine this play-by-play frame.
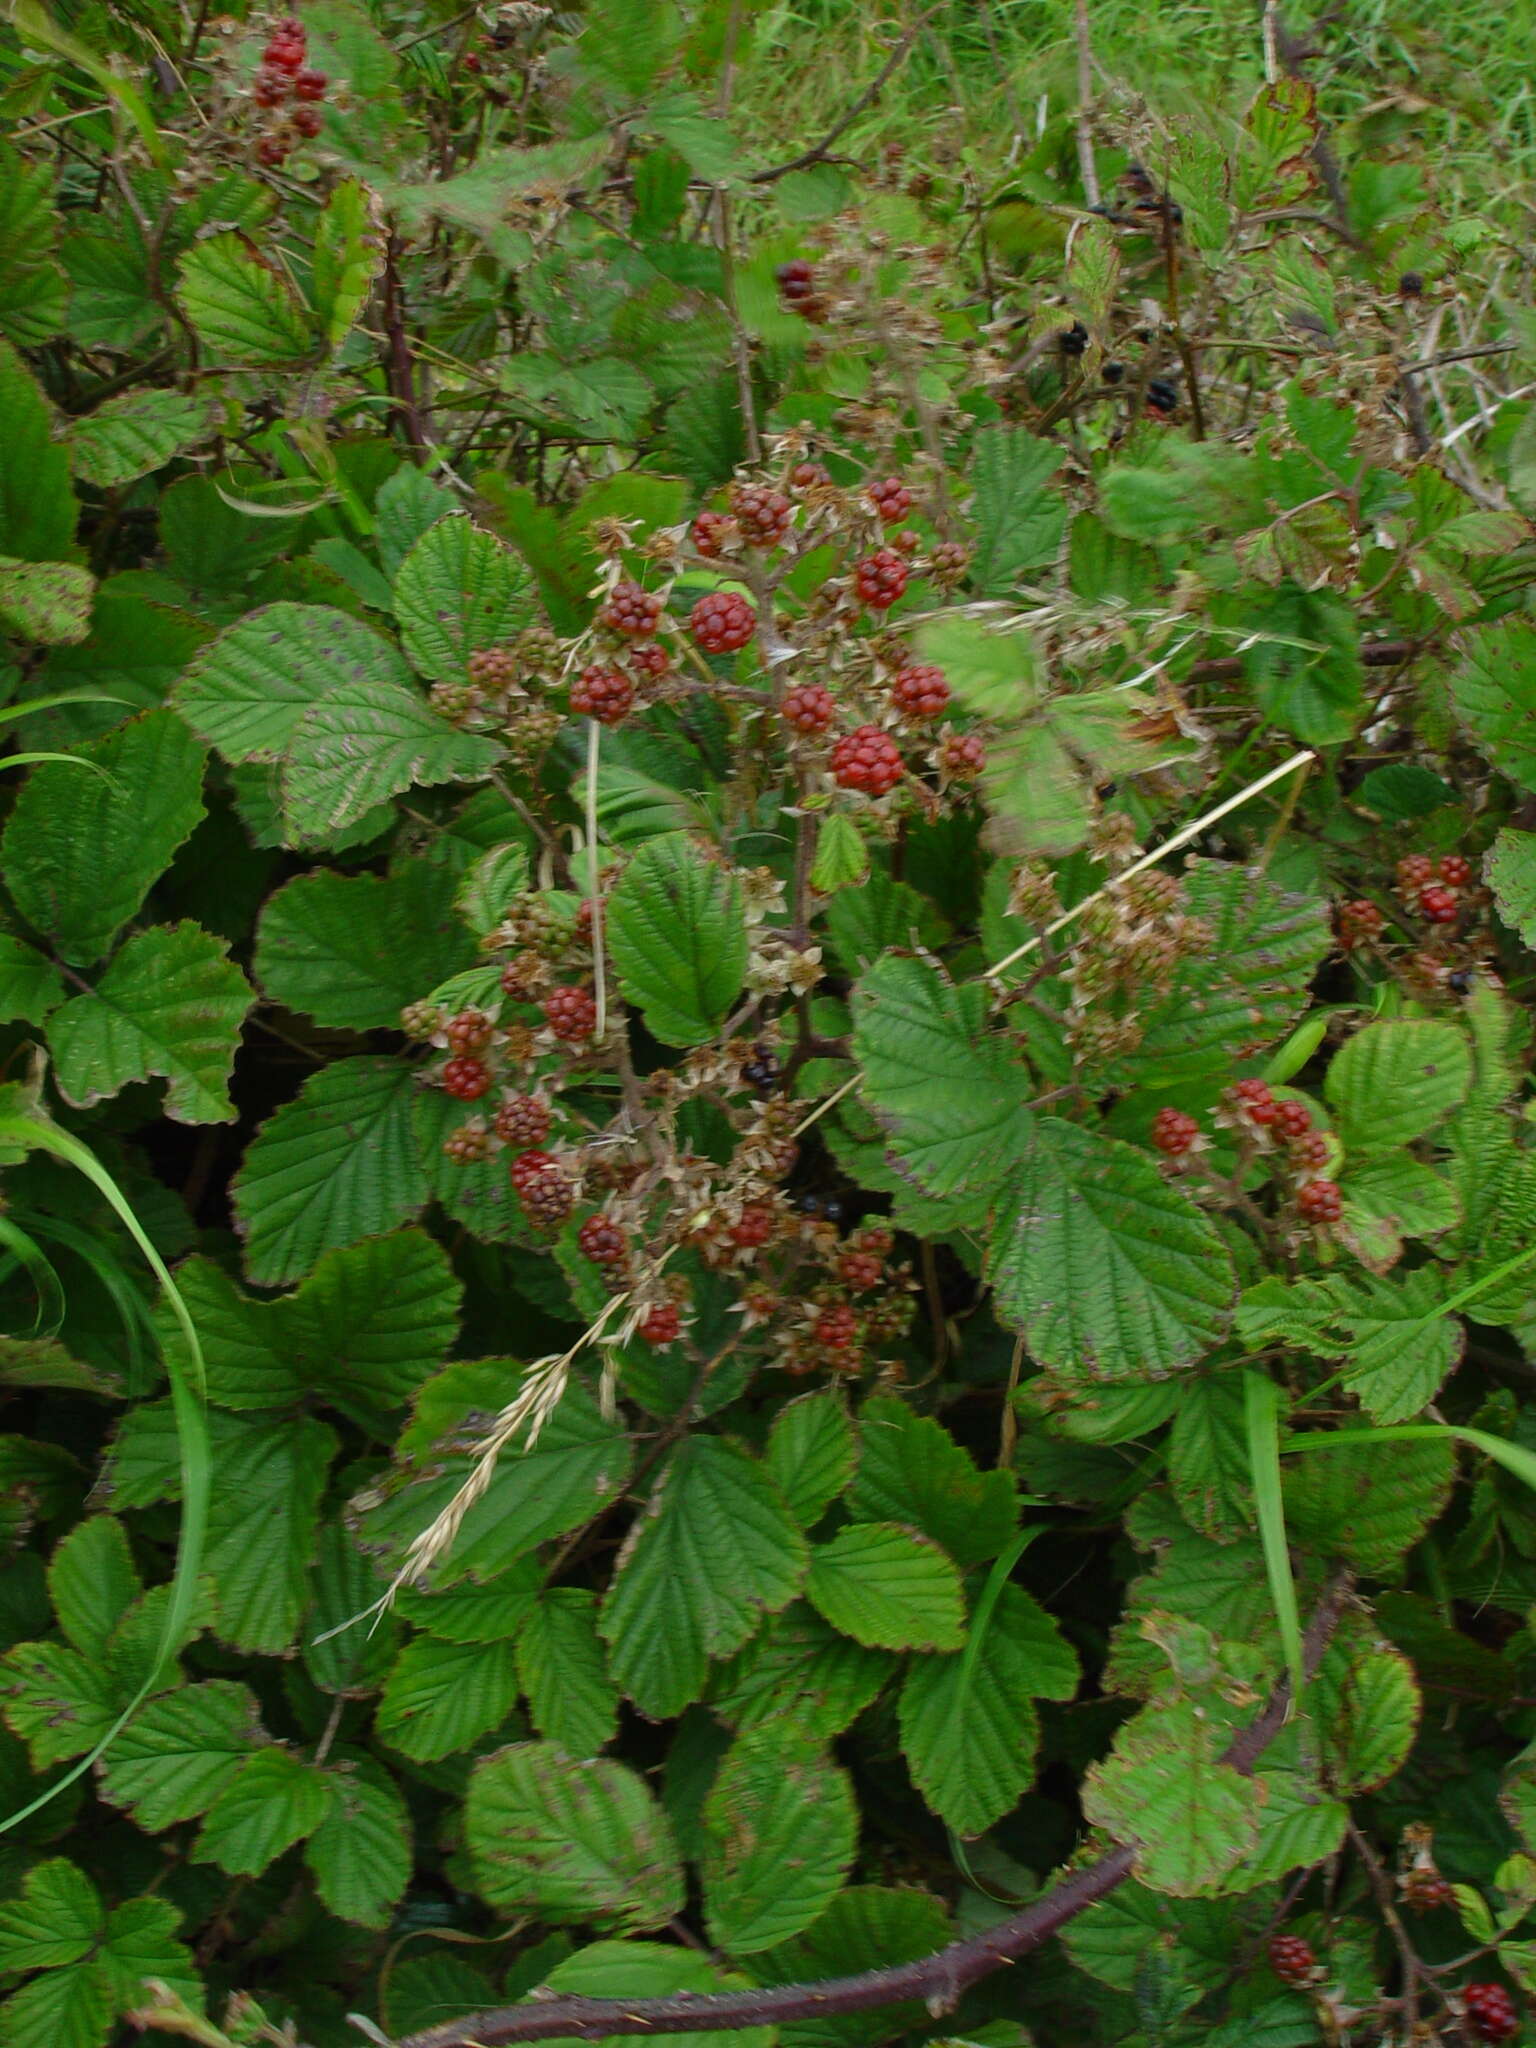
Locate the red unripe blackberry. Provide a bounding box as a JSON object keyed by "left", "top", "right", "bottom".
{"left": 442, "top": 1056, "right": 491, "bottom": 1101}
{"left": 1267, "top": 1933, "right": 1314, "bottom": 1986}
{"left": 1297, "top": 1179, "right": 1343, "bottom": 1223}
{"left": 814, "top": 1302, "right": 859, "bottom": 1349}
{"left": 854, "top": 548, "right": 910, "bottom": 610}
{"left": 602, "top": 581, "right": 664, "bottom": 637}
{"left": 519, "top": 1166, "right": 574, "bottom": 1226}
{"left": 690, "top": 590, "right": 756, "bottom": 653}
{"left": 891, "top": 663, "right": 950, "bottom": 720}
{"left": 730, "top": 483, "right": 793, "bottom": 548}
{"left": 1396, "top": 853, "right": 1435, "bottom": 892}
{"left": 838, "top": 1250, "right": 883, "bottom": 1291}
{"left": 691, "top": 509, "right": 733, "bottom": 558}
{"left": 256, "top": 136, "right": 290, "bottom": 165}
{"left": 1151, "top": 1107, "right": 1199, "bottom": 1156}
{"left": 775, "top": 259, "right": 816, "bottom": 299}
{"left": 831, "top": 724, "right": 904, "bottom": 796}
{"left": 291, "top": 104, "right": 322, "bottom": 136}
{"left": 1231, "top": 1077, "right": 1277, "bottom": 1125}
{"left": 639, "top": 1301, "right": 681, "bottom": 1347}
{"left": 508, "top": 1148, "right": 558, "bottom": 1190}
{"left": 264, "top": 37, "right": 306, "bottom": 69}
{"left": 1273, "top": 1098, "right": 1313, "bottom": 1139}
{"left": 782, "top": 682, "right": 836, "bottom": 735}
{"left": 293, "top": 67, "right": 328, "bottom": 98}
{"left": 1419, "top": 884, "right": 1458, "bottom": 924}
{"left": 789, "top": 460, "right": 832, "bottom": 491}
{"left": 577, "top": 1215, "right": 627, "bottom": 1266}
{"left": 1292, "top": 1130, "right": 1331, "bottom": 1169}
{"left": 1337, "top": 898, "right": 1384, "bottom": 948}
{"left": 443, "top": 1123, "right": 490, "bottom": 1164}
{"left": 629, "top": 643, "right": 671, "bottom": 680}
{"left": 867, "top": 476, "right": 914, "bottom": 523}
{"left": 544, "top": 986, "right": 597, "bottom": 1043}
{"left": 252, "top": 68, "right": 288, "bottom": 105}
{"left": 942, "top": 730, "right": 985, "bottom": 779}
{"left": 444, "top": 1009, "right": 493, "bottom": 1056}
{"left": 730, "top": 1204, "right": 775, "bottom": 1249}
{"left": 930, "top": 540, "right": 970, "bottom": 584}
{"left": 570, "top": 664, "right": 634, "bottom": 726}
{"left": 892, "top": 527, "right": 921, "bottom": 555}
{"left": 1438, "top": 853, "right": 1473, "bottom": 887}
{"left": 858, "top": 1227, "right": 894, "bottom": 1257}
{"left": 494, "top": 1095, "right": 551, "bottom": 1148}
{"left": 1464, "top": 1983, "right": 1519, "bottom": 2043}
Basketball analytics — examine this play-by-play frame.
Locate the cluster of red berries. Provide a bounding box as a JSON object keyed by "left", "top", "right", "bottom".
{"left": 250, "top": 16, "right": 328, "bottom": 164}
{"left": 1267, "top": 1933, "right": 1314, "bottom": 1986}
{"left": 776, "top": 258, "right": 830, "bottom": 323}
{"left": 1464, "top": 1983, "right": 1520, "bottom": 2043}
{"left": 891, "top": 663, "right": 949, "bottom": 721}
{"left": 571, "top": 665, "right": 634, "bottom": 726}
{"left": 601, "top": 582, "right": 665, "bottom": 638}
{"left": 508, "top": 1148, "right": 574, "bottom": 1225}
{"left": 732, "top": 483, "right": 794, "bottom": 548}
{"left": 854, "top": 548, "right": 910, "bottom": 611}
{"left": 1151, "top": 1107, "right": 1200, "bottom": 1157}
{"left": 831, "top": 725, "right": 904, "bottom": 796}
{"left": 1396, "top": 852, "right": 1474, "bottom": 927}
{"left": 577, "top": 1215, "right": 627, "bottom": 1269}
{"left": 690, "top": 590, "right": 757, "bottom": 654}
{"left": 1336, "top": 897, "right": 1385, "bottom": 950}
{"left": 867, "top": 477, "right": 914, "bottom": 524}
{"left": 544, "top": 986, "right": 598, "bottom": 1044}
{"left": 781, "top": 682, "right": 837, "bottom": 735}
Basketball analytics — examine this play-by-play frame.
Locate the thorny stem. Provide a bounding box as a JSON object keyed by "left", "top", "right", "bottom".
{"left": 393, "top": 1578, "right": 1357, "bottom": 2048}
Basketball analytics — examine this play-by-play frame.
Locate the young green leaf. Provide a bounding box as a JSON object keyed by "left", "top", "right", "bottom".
{"left": 392, "top": 515, "right": 535, "bottom": 681}
{"left": 607, "top": 832, "right": 749, "bottom": 1046}
{"left": 804, "top": 1523, "right": 965, "bottom": 1652}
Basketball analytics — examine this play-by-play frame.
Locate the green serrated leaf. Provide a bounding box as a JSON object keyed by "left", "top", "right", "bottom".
{"left": 254, "top": 861, "right": 475, "bottom": 1030}
{"left": 304, "top": 1761, "right": 412, "bottom": 1928}
{"left": 466, "top": 1742, "right": 684, "bottom": 1930}
{"left": 763, "top": 1390, "right": 856, "bottom": 1529}
{"left": 456, "top": 842, "right": 532, "bottom": 938}
{"left": 851, "top": 955, "right": 1031, "bottom": 1214}
{"left": 376, "top": 1634, "right": 519, "bottom": 1762}
{"left": 809, "top": 813, "right": 870, "bottom": 894}
{"left": 393, "top": 515, "right": 534, "bottom": 682}
{"left": 706, "top": 1603, "right": 895, "bottom": 1740}
{"left": 48, "top": 922, "right": 253, "bottom": 1124}
{"left": 969, "top": 426, "right": 1067, "bottom": 592}
{"left": 67, "top": 391, "right": 209, "bottom": 491}
{"left": 804, "top": 1523, "right": 964, "bottom": 1652}
{"left": 47, "top": 1518, "right": 139, "bottom": 1664}
{"left": 899, "top": 1583, "right": 1075, "bottom": 1836}
{"left": 516, "top": 1589, "right": 620, "bottom": 1756}
{"left": 1326, "top": 1018, "right": 1472, "bottom": 1152}
{"left": 284, "top": 678, "right": 501, "bottom": 842}
{"left": 1487, "top": 827, "right": 1536, "bottom": 944}
{"left": 1083, "top": 1699, "right": 1262, "bottom": 1895}
{"left": 1453, "top": 621, "right": 1536, "bottom": 789}
{"left": 0, "top": 338, "right": 75, "bottom": 562}
{"left": 0, "top": 935, "right": 64, "bottom": 1025}
{"left": 701, "top": 1731, "right": 856, "bottom": 1953}
{"left": 849, "top": 1396, "right": 1017, "bottom": 1565}
{"left": 988, "top": 1118, "right": 1236, "bottom": 1380}
{"left": 600, "top": 1438, "right": 806, "bottom": 1717}
{"left": 176, "top": 232, "right": 314, "bottom": 365}
{"left": 0, "top": 557, "right": 93, "bottom": 644}
{"left": 1, "top": 710, "right": 206, "bottom": 966}
{"left": 232, "top": 1056, "right": 428, "bottom": 1286}
{"left": 194, "top": 1745, "right": 329, "bottom": 1875}
{"left": 96, "top": 1681, "right": 261, "bottom": 1830}
{"left": 311, "top": 179, "right": 380, "bottom": 350}
{"left": 608, "top": 832, "right": 748, "bottom": 1046}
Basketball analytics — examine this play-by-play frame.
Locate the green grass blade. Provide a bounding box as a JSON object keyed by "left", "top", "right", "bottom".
{"left": 0, "top": 1112, "right": 208, "bottom": 1832}
{"left": 1283, "top": 1421, "right": 1536, "bottom": 1498}
{"left": 0, "top": 1215, "right": 67, "bottom": 1337}
{"left": 1244, "top": 1371, "right": 1305, "bottom": 1713}
{"left": 944, "top": 1523, "right": 1045, "bottom": 1892}
{"left": 25, "top": 1212, "right": 156, "bottom": 1391}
